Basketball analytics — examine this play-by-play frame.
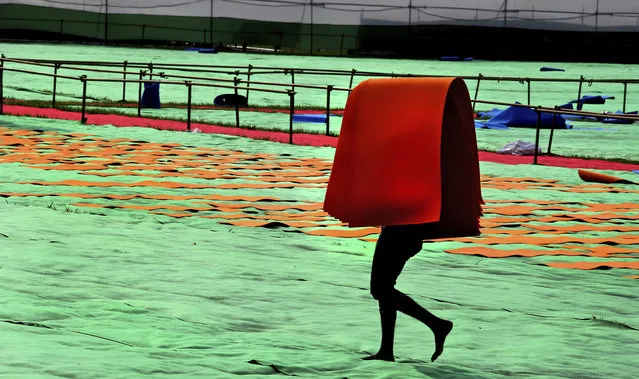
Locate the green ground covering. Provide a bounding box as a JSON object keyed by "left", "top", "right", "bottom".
{"left": 1, "top": 43, "right": 639, "bottom": 378}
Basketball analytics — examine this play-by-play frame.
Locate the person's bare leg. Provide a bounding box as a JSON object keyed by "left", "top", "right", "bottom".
{"left": 362, "top": 307, "right": 396, "bottom": 361}
{"left": 394, "top": 291, "right": 453, "bottom": 362}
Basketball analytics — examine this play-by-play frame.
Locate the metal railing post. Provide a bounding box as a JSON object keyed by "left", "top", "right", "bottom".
{"left": 288, "top": 90, "right": 295, "bottom": 144}
{"left": 473, "top": 74, "right": 482, "bottom": 112}
{"left": 348, "top": 69, "right": 356, "bottom": 90}
{"left": 576, "top": 75, "right": 584, "bottom": 109}
{"left": 122, "top": 60, "right": 128, "bottom": 101}
{"left": 186, "top": 81, "right": 192, "bottom": 132}
{"left": 622, "top": 81, "right": 627, "bottom": 113}
{"left": 326, "top": 85, "right": 333, "bottom": 136}
{"left": 245, "top": 64, "right": 253, "bottom": 101}
{"left": 533, "top": 109, "right": 541, "bottom": 165}
{"left": 80, "top": 75, "right": 88, "bottom": 124}
{"left": 137, "top": 70, "right": 144, "bottom": 116}
{"left": 547, "top": 106, "right": 558, "bottom": 154}
{"left": 233, "top": 76, "right": 241, "bottom": 128}
{"left": 52, "top": 63, "right": 60, "bottom": 107}
{"left": 0, "top": 66, "right": 4, "bottom": 115}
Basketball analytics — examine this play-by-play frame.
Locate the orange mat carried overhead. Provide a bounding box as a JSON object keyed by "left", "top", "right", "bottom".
{"left": 323, "top": 77, "right": 483, "bottom": 234}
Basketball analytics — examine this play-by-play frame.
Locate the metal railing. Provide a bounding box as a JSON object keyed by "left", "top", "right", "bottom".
{"left": 1, "top": 56, "right": 638, "bottom": 157}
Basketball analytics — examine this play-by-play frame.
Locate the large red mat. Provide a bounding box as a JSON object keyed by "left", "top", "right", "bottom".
{"left": 3, "top": 105, "right": 639, "bottom": 171}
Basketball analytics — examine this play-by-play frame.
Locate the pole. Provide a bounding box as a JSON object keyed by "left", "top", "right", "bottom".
{"left": 310, "top": 0, "right": 314, "bottom": 55}
{"left": 348, "top": 69, "right": 356, "bottom": 90}
{"left": 622, "top": 82, "right": 627, "bottom": 113}
{"left": 186, "top": 82, "right": 192, "bottom": 132}
{"left": 547, "top": 106, "right": 558, "bottom": 154}
{"left": 326, "top": 85, "right": 333, "bottom": 135}
{"left": 503, "top": 0, "right": 508, "bottom": 26}
{"left": 408, "top": 0, "right": 413, "bottom": 40}
{"left": 595, "top": 0, "right": 600, "bottom": 32}
{"left": 527, "top": 79, "right": 531, "bottom": 105}
{"left": 104, "top": 0, "right": 108, "bottom": 46}
{"left": 137, "top": 70, "right": 143, "bottom": 116}
{"left": 210, "top": 0, "right": 214, "bottom": 48}
{"left": 81, "top": 76, "right": 88, "bottom": 124}
{"left": 52, "top": 64, "right": 59, "bottom": 107}
{"left": 288, "top": 90, "right": 295, "bottom": 144}
{"left": 0, "top": 66, "right": 4, "bottom": 115}
{"left": 122, "top": 60, "right": 127, "bottom": 101}
{"left": 473, "top": 74, "right": 482, "bottom": 111}
{"left": 533, "top": 109, "right": 541, "bottom": 164}
{"left": 246, "top": 64, "right": 253, "bottom": 101}
{"left": 576, "top": 75, "right": 584, "bottom": 110}
{"left": 233, "top": 76, "right": 240, "bottom": 128}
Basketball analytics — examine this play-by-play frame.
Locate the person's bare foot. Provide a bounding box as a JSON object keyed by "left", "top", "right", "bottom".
{"left": 431, "top": 320, "right": 453, "bottom": 362}
{"left": 362, "top": 352, "right": 395, "bottom": 362}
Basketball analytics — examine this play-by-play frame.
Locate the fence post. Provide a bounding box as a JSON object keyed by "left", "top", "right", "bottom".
{"left": 52, "top": 63, "right": 60, "bottom": 107}
{"left": 348, "top": 69, "right": 356, "bottom": 90}
{"left": 80, "top": 75, "right": 88, "bottom": 124}
{"left": 233, "top": 76, "right": 241, "bottom": 128}
{"left": 148, "top": 62, "right": 154, "bottom": 80}
{"left": 547, "top": 106, "right": 558, "bottom": 155}
{"left": 576, "top": 75, "right": 584, "bottom": 109}
{"left": 186, "top": 81, "right": 192, "bottom": 132}
{"left": 246, "top": 64, "right": 253, "bottom": 101}
{"left": 622, "top": 81, "right": 627, "bottom": 113}
{"left": 288, "top": 90, "right": 295, "bottom": 144}
{"left": 526, "top": 78, "right": 531, "bottom": 105}
{"left": 121, "top": 60, "right": 128, "bottom": 101}
{"left": 137, "top": 70, "right": 144, "bottom": 117}
{"left": 0, "top": 66, "right": 4, "bottom": 115}
{"left": 533, "top": 108, "right": 541, "bottom": 165}
{"left": 325, "top": 85, "right": 333, "bottom": 136}
{"left": 473, "top": 74, "right": 483, "bottom": 112}
{"left": 0, "top": 54, "right": 3, "bottom": 115}
{"left": 290, "top": 69, "right": 295, "bottom": 92}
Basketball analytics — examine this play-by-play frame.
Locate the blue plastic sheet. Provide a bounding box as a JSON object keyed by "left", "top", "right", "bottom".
{"left": 475, "top": 105, "right": 571, "bottom": 129}
{"left": 569, "top": 95, "right": 615, "bottom": 110}
{"left": 557, "top": 102, "right": 600, "bottom": 121}
{"left": 602, "top": 110, "right": 638, "bottom": 124}
{"left": 292, "top": 113, "right": 336, "bottom": 123}
{"left": 476, "top": 108, "right": 503, "bottom": 119}
{"left": 474, "top": 121, "right": 509, "bottom": 130}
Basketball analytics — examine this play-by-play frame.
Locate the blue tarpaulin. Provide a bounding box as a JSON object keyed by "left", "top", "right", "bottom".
{"left": 475, "top": 105, "right": 571, "bottom": 129}
{"left": 602, "top": 110, "right": 638, "bottom": 124}
{"left": 292, "top": 113, "right": 338, "bottom": 123}
{"left": 569, "top": 95, "right": 615, "bottom": 110}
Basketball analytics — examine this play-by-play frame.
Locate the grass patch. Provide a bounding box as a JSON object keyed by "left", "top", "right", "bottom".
{"left": 4, "top": 98, "right": 342, "bottom": 112}
{"left": 3, "top": 98, "right": 340, "bottom": 137}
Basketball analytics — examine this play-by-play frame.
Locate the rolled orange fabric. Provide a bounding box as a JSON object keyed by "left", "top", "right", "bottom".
{"left": 578, "top": 169, "right": 636, "bottom": 184}
{"left": 323, "top": 77, "right": 483, "bottom": 235}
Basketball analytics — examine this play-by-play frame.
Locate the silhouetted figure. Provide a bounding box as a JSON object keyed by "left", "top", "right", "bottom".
{"left": 362, "top": 223, "right": 454, "bottom": 363}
